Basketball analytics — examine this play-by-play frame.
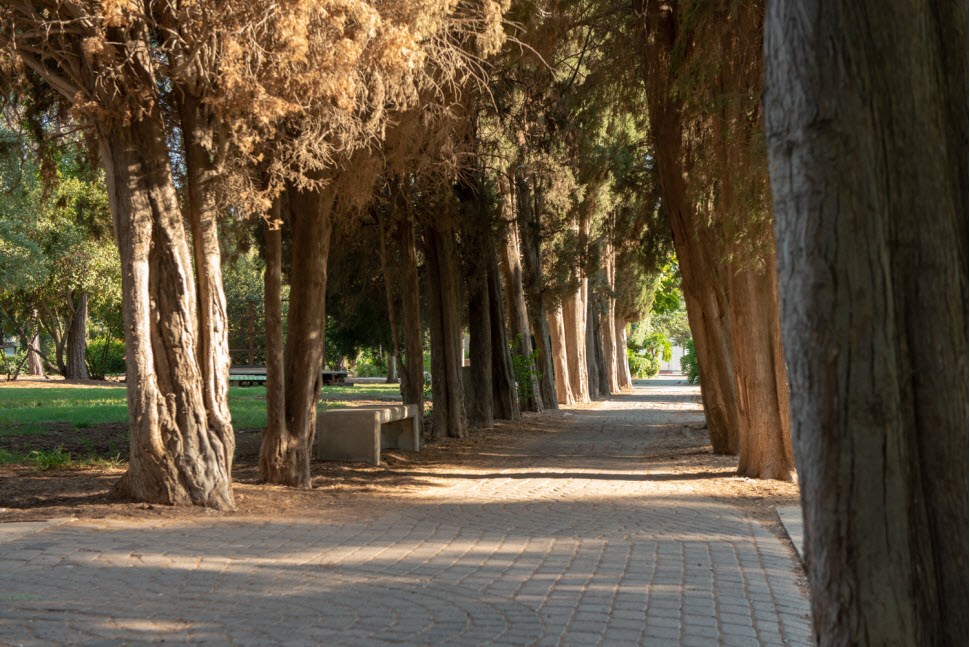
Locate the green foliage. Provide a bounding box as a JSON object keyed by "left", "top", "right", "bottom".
{"left": 352, "top": 347, "right": 388, "bottom": 378}
{"left": 681, "top": 338, "right": 700, "bottom": 384}
{"left": 28, "top": 446, "right": 71, "bottom": 470}
{"left": 627, "top": 321, "right": 674, "bottom": 378}
{"left": 628, "top": 351, "right": 660, "bottom": 379}
{"left": 510, "top": 336, "right": 540, "bottom": 402}
{"left": 86, "top": 337, "right": 125, "bottom": 377}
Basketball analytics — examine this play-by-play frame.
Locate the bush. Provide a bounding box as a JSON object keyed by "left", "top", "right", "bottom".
{"left": 87, "top": 336, "right": 125, "bottom": 377}
{"left": 28, "top": 446, "right": 71, "bottom": 470}
{"left": 628, "top": 350, "right": 661, "bottom": 378}
{"left": 681, "top": 338, "right": 700, "bottom": 384}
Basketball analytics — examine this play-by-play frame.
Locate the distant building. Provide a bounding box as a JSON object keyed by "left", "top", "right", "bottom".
{"left": 660, "top": 345, "right": 685, "bottom": 374}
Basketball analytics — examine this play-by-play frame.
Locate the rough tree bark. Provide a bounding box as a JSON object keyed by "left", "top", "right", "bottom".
{"left": 180, "top": 98, "right": 234, "bottom": 476}
{"left": 765, "top": 0, "right": 968, "bottom": 642}
{"left": 614, "top": 316, "right": 633, "bottom": 391}
{"left": 26, "top": 326, "right": 44, "bottom": 377}
{"left": 635, "top": 0, "right": 739, "bottom": 454}
{"left": 486, "top": 235, "right": 520, "bottom": 420}
{"left": 425, "top": 223, "right": 467, "bottom": 439}
{"left": 499, "top": 183, "right": 543, "bottom": 412}
{"left": 377, "top": 209, "right": 401, "bottom": 385}
{"left": 547, "top": 304, "right": 575, "bottom": 406}
{"left": 460, "top": 181, "right": 494, "bottom": 429}
{"left": 730, "top": 257, "right": 793, "bottom": 480}
{"left": 600, "top": 240, "right": 620, "bottom": 394}
{"left": 562, "top": 286, "right": 590, "bottom": 403}
{"left": 515, "top": 172, "right": 558, "bottom": 410}
{"left": 396, "top": 199, "right": 425, "bottom": 409}
{"left": 259, "top": 188, "right": 333, "bottom": 487}
{"left": 587, "top": 295, "right": 609, "bottom": 397}
{"left": 99, "top": 109, "right": 234, "bottom": 509}
{"left": 64, "top": 291, "right": 88, "bottom": 380}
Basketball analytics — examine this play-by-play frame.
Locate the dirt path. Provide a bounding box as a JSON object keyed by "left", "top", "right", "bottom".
{"left": 0, "top": 377, "right": 811, "bottom": 645}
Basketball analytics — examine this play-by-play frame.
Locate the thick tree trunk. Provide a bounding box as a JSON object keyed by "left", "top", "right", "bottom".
{"left": 259, "top": 189, "right": 333, "bottom": 487}
{"left": 99, "top": 111, "right": 234, "bottom": 510}
{"left": 465, "top": 249, "right": 493, "bottom": 429}
{"left": 259, "top": 206, "right": 287, "bottom": 483}
{"left": 562, "top": 284, "right": 590, "bottom": 403}
{"left": 587, "top": 296, "right": 609, "bottom": 397}
{"left": 26, "top": 328, "right": 44, "bottom": 377}
{"left": 765, "top": 1, "right": 968, "bottom": 642}
{"left": 498, "top": 189, "right": 542, "bottom": 412}
{"left": 377, "top": 210, "right": 402, "bottom": 385}
{"left": 64, "top": 291, "right": 88, "bottom": 380}
{"left": 635, "top": 0, "right": 739, "bottom": 454}
{"left": 614, "top": 316, "right": 633, "bottom": 391}
{"left": 515, "top": 172, "right": 558, "bottom": 409}
{"left": 547, "top": 304, "right": 575, "bottom": 406}
{"left": 460, "top": 180, "right": 494, "bottom": 429}
{"left": 425, "top": 224, "right": 466, "bottom": 439}
{"left": 729, "top": 258, "right": 793, "bottom": 480}
{"left": 486, "top": 236, "right": 520, "bottom": 421}
{"left": 181, "top": 99, "right": 234, "bottom": 475}
{"left": 397, "top": 206, "right": 424, "bottom": 409}
{"left": 600, "top": 242, "right": 620, "bottom": 394}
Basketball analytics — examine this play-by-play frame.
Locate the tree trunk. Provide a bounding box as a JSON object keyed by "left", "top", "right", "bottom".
{"left": 515, "top": 172, "right": 557, "bottom": 409}
{"left": 765, "top": 1, "right": 968, "bottom": 642}
{"left": 562, "top": 285, "right": 590, "bottom": 403}
{"left": 259, "top": 189, "right": 333, "bottom": 487}
{"left": 397, "top": 204, "right": 424, "bottom": 409}
{"left": 635, "top": 0, "right": 739, "bottom": 454}
{"left": 498, "top": 184, "right": 543, "bottom": 412}
{"left": 600, "top": 241, "right": 620, "bottom": 394}
{"left": 729, "top": 258, "right": 793, "bottom": 480}
{"left": 614, "top": 316, "right": 633, "bottom": 391}
{"left": 587, "top": 296, "right": 608, "bottom": 397}
{"left": 377, "top": 209, "right": 402, "bottom": 385}
{"left": 465, "top": 246, "right": 493, "bottom": 429}
{"left": 98, "top": 111, "right": 234, "bottom": 510}
{"left": 547, "top": 304, "right": 575, "bottom": 406}
{"left": 259, "top": 204, "right": 287, "bottom": 483}
{"left": 487, "top": 237, "right": 520, "bottom": 420}
{"left": 425, "top": 223, "right": 466, "bottom": 439}
{"left": 26, "top": 328, "right": 44, "bottom": 377}
{"left": 64, "top": 291, "right": 88, "bottom": 380}
{"left": 180, "top": 98, "right": 234, "bottom": 477}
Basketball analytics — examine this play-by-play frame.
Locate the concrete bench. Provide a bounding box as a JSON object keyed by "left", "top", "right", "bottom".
{"left": 316, "top": 404, "right": 421, "bottom": 465}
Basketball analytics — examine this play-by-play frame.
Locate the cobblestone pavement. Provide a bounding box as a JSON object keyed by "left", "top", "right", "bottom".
{"left": 0, "top": 378, "right": 813, "bottom": 646}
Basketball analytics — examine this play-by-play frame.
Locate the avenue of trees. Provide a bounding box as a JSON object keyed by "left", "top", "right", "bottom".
{"left": 0, "top": 1, "right": 965, "bottom": 643}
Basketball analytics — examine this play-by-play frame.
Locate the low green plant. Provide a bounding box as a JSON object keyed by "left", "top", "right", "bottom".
{"left": 681, "top": 338, "right": 700, "bottom": 384}
{"left": 510, "top": 337, "right": 540, "bottom": 402}
{"left": 28, "top": 446, "right": 72, "bottom": 470}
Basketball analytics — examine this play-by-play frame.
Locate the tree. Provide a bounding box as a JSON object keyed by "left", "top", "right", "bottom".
{"left": 764, "top": 0, "right": 967, "bottom": 642}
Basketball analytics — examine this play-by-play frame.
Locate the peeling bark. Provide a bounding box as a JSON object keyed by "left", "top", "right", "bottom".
{"left": 99, "top": 110, "right": 234, "bottom": 510}
{"left": 765, "top": 0, "right": 968, "bottom": 641}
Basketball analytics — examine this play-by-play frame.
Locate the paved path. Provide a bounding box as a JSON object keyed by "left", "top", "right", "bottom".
{"left": 0, "top": 379, "right": 813, "bottom": 646}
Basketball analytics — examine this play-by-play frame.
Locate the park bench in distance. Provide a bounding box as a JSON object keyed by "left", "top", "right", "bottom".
{"left": 316, "top": 404, "right": 421, "bottom": 466}
{"left": 228, "top": 366, "right": 349, "bottom": 387}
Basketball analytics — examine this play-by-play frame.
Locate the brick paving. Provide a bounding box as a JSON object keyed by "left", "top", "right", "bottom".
{"left": 0, "top": 378, "right": 813, "bottom": 646}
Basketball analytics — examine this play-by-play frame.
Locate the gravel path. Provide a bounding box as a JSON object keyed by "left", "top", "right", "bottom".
{"left": 0, "top": 378, "right": 813, "bottom": 646}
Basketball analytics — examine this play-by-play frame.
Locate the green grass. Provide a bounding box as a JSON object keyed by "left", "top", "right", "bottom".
{"left": 0, "top": 382, "right": 403, "bottom": 438}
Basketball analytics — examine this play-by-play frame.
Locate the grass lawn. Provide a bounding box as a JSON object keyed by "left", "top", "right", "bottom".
{"left": 0, "top": 381, "right": 403, "bottom": 465}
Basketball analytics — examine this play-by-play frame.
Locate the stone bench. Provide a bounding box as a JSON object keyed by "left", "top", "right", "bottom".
{"left": 316, "top": 404, "right": 421, "bottom": 465}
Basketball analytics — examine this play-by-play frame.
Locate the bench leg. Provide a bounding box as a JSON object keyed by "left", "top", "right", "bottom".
{"left": 317, "top": 412, "right": 382, "bottom": 465}
{"left": 380, "top": 417, "right": 421, "bottom": 452}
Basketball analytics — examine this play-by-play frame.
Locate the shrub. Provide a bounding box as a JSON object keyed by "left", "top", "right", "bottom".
{"left": 28, "top": 446, "right": 72, "bottom": 470}
{"left": 681, "top": 338, "right": 700, "bottom": 384}
{"left": 87, "top": 336, "right": 126, "bottom": 377}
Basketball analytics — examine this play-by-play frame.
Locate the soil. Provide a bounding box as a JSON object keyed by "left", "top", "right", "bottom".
{"left": 0, "top": 401, "right": 799, "bottom": 527}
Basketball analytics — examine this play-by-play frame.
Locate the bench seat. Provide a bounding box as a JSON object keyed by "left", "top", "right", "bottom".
{"left": 316, "top": 404, "right": 421, "bottom": 465}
